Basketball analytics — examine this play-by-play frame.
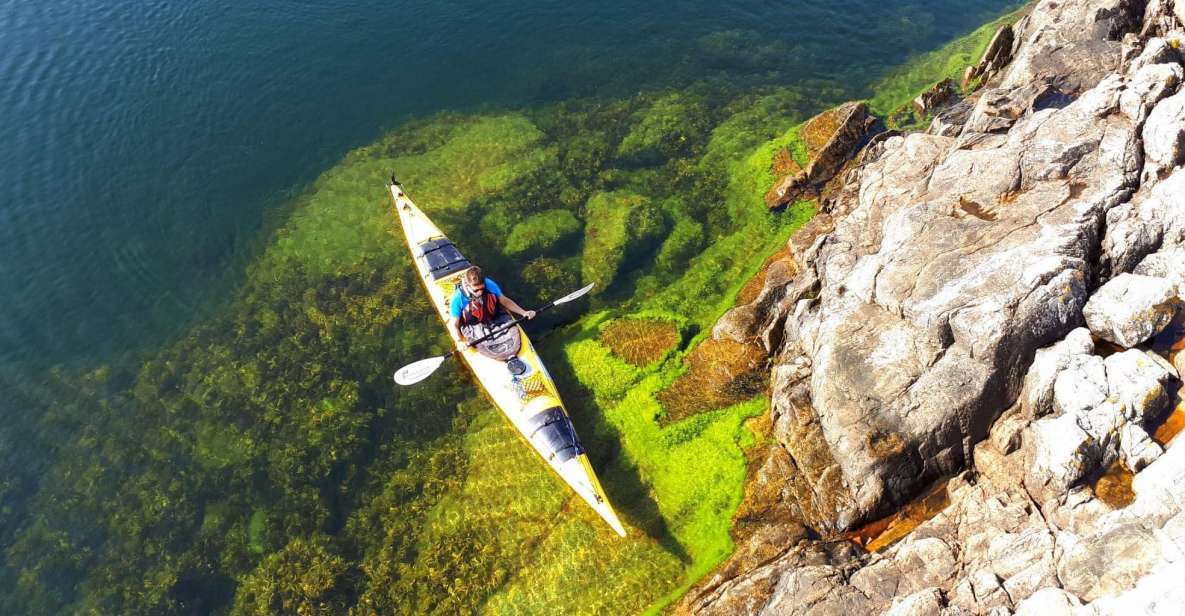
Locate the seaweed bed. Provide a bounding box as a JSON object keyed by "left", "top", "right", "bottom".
{"left": 0, "top": 11, "right": 1019, "bottom": 616}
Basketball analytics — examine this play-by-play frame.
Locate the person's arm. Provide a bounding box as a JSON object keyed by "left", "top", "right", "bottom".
{"left": 498, "top": 295, "right": 536, "bottom": 320}
{"left": 446, "top": 317, "right": 468, "bottom": 351}
{"left": 447, "top": 292, "right": 468, "bottom": 351}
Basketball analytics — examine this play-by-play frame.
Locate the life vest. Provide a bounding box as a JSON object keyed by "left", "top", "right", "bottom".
{"left": 460, "top": 287, "right": 500, "bottom": 325}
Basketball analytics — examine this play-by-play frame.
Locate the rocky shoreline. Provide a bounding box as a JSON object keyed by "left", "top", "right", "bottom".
{"left": 681, "top": 0, "right": 1185, "bottom": 613}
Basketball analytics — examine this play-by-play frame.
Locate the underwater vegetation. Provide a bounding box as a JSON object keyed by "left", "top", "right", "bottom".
{"left": 0, "top": 9, "right": 1021, "bottom": 615}
{"left": 600, "top": 319, "right": 683, "bottom": 367}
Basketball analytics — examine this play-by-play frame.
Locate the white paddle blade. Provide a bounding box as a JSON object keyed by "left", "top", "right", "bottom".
{"left": 394, "top": 355, "right": 448, "bottom": 386}
{"left": 553, "top": 283, "right": 595, "bottom": 306}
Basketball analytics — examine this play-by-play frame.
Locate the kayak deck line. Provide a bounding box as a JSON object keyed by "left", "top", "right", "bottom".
{"left": 388, "top": 179, "right": 627, "bottom": 537}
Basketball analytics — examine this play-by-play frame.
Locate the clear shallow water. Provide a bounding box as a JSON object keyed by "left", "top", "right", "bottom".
{"left": 1, "top": 0, "right": 1015, "bottom": 367}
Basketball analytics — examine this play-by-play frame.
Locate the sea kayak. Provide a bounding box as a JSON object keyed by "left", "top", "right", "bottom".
{"left": 388, "top": 179, "right": 626, "bottom": 537}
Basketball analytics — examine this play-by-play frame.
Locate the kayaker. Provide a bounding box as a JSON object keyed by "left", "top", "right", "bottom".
{"left": 447, "top": 266, "right": 536, "bottom": 352}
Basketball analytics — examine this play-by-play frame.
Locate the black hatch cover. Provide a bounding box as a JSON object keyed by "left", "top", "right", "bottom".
{"left": 418, "top": 238, "right": 470, "bottom": 280}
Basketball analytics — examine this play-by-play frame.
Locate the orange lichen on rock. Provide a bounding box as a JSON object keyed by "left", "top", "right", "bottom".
{"left": 657, "top": 339, "right": 768, "bottom": 424}
{"left": 845, "top": 479, "right": 951, "bottom": 553}
{"left": 801, "top": 107, "right": 845, "bottom": 161}
{"left": 772, "top": 147, "right": 803, "bottom": 178}
{"left": 600, "top": 318, "right": 681, "bottom": 366}
{"left": 1092, "top": 460, "right": 1136, "bottom": 509}
{"left": 734, "top": 246, "right": 795, "bottom": 306}
{"left": 1152, "top": 404, "right": 1185, "bottom": 446}
{"left": 1151, "top": 320, "right": 1185, "bottom": 446}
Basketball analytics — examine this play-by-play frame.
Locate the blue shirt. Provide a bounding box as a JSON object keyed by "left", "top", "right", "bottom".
{"left": 449, "top": 277, "right": 502, "bottom": 320}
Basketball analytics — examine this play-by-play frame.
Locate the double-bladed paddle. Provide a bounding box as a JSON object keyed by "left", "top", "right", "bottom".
{"left": 393, "top": 283, "right": 594, "bottom": 385}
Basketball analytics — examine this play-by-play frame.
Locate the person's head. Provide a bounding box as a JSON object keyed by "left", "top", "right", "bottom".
{"left": 462, "top": 266, "right": 485, "bottom": 296}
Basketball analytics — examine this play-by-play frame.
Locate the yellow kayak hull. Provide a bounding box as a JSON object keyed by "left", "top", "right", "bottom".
{"left": 389, "top": 182, "right": 626, "bottom": 537}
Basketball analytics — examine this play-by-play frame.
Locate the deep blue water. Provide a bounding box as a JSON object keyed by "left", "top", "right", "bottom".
{"left": 0, "top": 0, "right": 1018, "bottom": 370}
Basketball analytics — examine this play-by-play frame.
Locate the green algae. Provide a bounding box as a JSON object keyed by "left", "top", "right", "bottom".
{"left": 581, "top": 191, "right": 666, "bottom": 296}
{"left": 247, "top": 510, "right": 268, "bottom": 555}
{"left": 504, "top": 209, "right": 582, "bottom": 256}
{"left": 617, "top": 93, "right": 712, "bottom": 165}
{"left": 230, "top": 534, "right": 349, "bottom": 616}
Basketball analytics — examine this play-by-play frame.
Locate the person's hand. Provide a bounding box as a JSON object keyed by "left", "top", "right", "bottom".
{"left": 524, "top": 310, "right": 537, "bottom": 320}
{"left": 454, "top": 338, "right": 469, "bottom": 353}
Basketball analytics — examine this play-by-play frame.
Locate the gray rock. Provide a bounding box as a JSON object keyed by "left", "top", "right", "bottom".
{"left": 1118, "top": 422, "right": 1162, "bottom": 471}
{"left": 1026, "top": 413, "right": 1101, "bottom": 497}
{"left": 962, "top": 86, "right": 1031, "bottom": 134}
{"left": 1142, "top": 89, "right": 1185, "bottom": 177}
{"left": 762, "top": 0, "right": 1143, "bottom": 530}
{"left": 988, "top": 404, "right": 1029, "bottom": 455}
{"left": 686, "top": 1, "right": 1185, "bottom": 613}
{"left": 761, "top": 564, "right": 872, "bottom": 615}
{"left": 885, "top": 588, "right": 945, "bottom": 616}
{"left": 1153, "top": 169, "right": 1185, "bottom": 248}
{"left": 1103, "top": 349, "right": 1176, "bottom": 423}
{"left": 892, "top": 537, "right": 960, "bottom": 590}
{"left": 1083, "top": 560, "right": 1185, "bottom": 615}
{"left": 961, "top": 24, "right": 1014, "bottom": 89}
{"left": 966, "top": 570, "right": 1011, "bottom": 611}
{"left": 1101, "top": 195, "right": 1165, "bottom": 279}
{"left": 1142, "top": 0, "right": 1181, "bottom": 38}
{"left": 1020, "top": 328, "right": 1095, "bottom": 418}
{"left": 998, "top": 0, "right": 1133, "bottom": 93}
{"left": 1134, "top": 249, "right": 1185, "bottom": 294}
{"left": 1059, "top": 525, "right": 1162, "bottom": 601}
{"left": 1029, "top": 347, "right": 1171, "bottom": 482}
{"left": 1102, "top": 168, "right": 1185, "bottom": 278}
{"left": 927, "top": 100, "right": 973, "bottom": 138}
{"left": 1012, "top": 588, "right": 1083, "bottom": 616}
{"left": 1083, "top": 274, "right": 1180, "bottom": 348}
{"left": 1126, "top": 37, "right": 1182, "bottom": 74}
{"left": 1053, "top": 355, "right": 1110, "bottom": 418}
{"left": 1119, "top": 61, "right": 1182, "bottom": 123}
{"left": 913, "top": 79, "right": 958, "bottom": 116}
